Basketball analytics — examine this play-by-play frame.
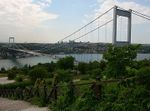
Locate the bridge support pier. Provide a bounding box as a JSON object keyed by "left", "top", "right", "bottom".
{"left": 112, "top": 6, "right": 132, "bottom": 45}
{"left": 9, "top": 37, "right": 15, "bottom": 48}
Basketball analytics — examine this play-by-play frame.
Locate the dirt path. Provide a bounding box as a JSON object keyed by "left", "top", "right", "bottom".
{"left": 0, "top": 98, "right": 50, "bottom": 111}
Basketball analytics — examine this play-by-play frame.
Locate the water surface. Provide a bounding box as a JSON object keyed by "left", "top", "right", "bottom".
{"left": 0, "top": 54, "right": 149, "bottom": 69}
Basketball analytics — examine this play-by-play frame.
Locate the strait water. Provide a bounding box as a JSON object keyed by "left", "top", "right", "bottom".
{"left": 0, "top": 54, "right": 149, "bottom": 69}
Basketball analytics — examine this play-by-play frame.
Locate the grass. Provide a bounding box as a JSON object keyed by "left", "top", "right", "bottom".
{"left": 0, "top": 73, "right": 7, "bottom": 77}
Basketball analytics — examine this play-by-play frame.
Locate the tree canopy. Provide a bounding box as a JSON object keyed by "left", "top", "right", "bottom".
{"left": 103, "top": 45, "right": 140, "bottom": 78}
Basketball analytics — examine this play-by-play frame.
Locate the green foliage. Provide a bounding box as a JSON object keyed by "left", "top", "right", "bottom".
{"left": 71, "top": 89, "right": 99, "bottom": 111}
{"left": 99, "top": 60, "right": 107, "bottom": 71}
{"left": 0, "top": 67, "right": 6, "bottom": 73}
{"left": 21, "top": 64, "right": 30, "bottom": 75}
{"left": 30, "top": 96, "right": 46, "bottom": 107}
{"left": 88, "top": 68, "right": 102, "bottom": 79}
{"left": 7, "top": 70, "right": 17, "bottom": 80}
{"left": 97, "top": 84, "right": 149, "bottom": 111}
{"left": 29, "top": 67, "right": 48, "bottom": 83}
{"left": 80, "top": 75, "right": 90, "bottom": 80}
{"left": 57, "top": 56, "right": 75, "bottom": 70}
{"left": 127, "top": 67, "right": 138, "bottom": 76}
{"left": 50, "top": 82, "right": 76, "bottom": 111}
{"left": 55, "top": 69, "right": 73, "bottom": 82}
{"left": 0, "top": 81, "right": 32, "bottom": 89}
{"left": 45, "top": 78, "right": 52, "bottom": 85}
{"left": 103, "top": 45, "right": 139, "bottom": 78}
{"left": 136, "top": 67, "right": 150, "bottom": 88}
{"left": 78, "top": 62, "right": 88, "bottom": 74}
{"left": 88, "top": 61, "right": 100, "bottom": 70}
{"left": 15, "top": 76, "right": 23, "bottom": 82}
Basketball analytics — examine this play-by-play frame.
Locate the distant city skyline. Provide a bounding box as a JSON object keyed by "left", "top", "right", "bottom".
{"left": 0, "top": 0, "right": 149, "bottom": 44}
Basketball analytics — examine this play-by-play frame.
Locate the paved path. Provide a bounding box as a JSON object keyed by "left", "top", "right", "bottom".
{"left": 0, "top": 98, "right": 50, "bottom": 111}
{"left": 0, "top": 77, "right": 15, "bottom": 84}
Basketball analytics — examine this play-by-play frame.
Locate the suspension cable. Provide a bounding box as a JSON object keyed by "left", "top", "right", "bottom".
{"left": 132, "top": 10, "right": 150, "bottom": 19}
{"left": 132, "top": 12, "right": 150, "bottom": 21}
{"left": 58, "top": 6, "right": 114, "bottom": 42}
{"left": 72, "top": 19, "right": 113, "bottom": 41}
{"left": 132, "top": 10, "right": 150, "bottom": 21}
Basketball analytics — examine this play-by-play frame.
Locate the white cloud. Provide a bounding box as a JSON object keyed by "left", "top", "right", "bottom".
{"left": 0, "top": 0, "right": 59, "bottom": 43}
{"left": 94, "top": 0, "right": 150, "bottom": 24}
{"left": 0, "top": 0, "right": 58, "bottom": 27}
{"left": 38, "top": 0, "right": 52, "bottom": 7}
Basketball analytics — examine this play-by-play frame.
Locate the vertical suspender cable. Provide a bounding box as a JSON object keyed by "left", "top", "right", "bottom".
{"left": 97, "top": 19, "right": 100, "bottom": 61}
{"left": 90, "top": 24, "right": 93, "bottom": 62}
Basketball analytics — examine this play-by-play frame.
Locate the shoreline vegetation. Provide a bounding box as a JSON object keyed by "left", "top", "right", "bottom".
{"left": 0, "top": 45, "right": 150, "bottom": 111}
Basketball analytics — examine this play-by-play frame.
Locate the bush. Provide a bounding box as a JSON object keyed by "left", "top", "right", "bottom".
{"left": 45, "top": 78, "right": 52, "bottom": 85}
{"left": 78, "top": 62, "right": 88, "bottom": 74}
{"left": 7, "top": 70, "right": 16, "bottom": 80}
{"left": 88, "top": 68, "right": 102, "bottom": 79}
{"left": 80, "top": 75, "right": 90, "bottom": 80}
{"left": 30, "top": 96, "right": 46, "bottom": 107}
{"left": 0, "top": 67, "right": 6, "bottom": 73}
{"left": 15, "top": 76, "right": 23, "bottom": 82}
{"left": 136, "top": 67, "right": 150, "bottom": 87}
{"left": 29, "top": 67, "right": 48, "bottom": 83}
{"left": 57, "top": 56, "right": 75, "bottom": 70}
{"left": 0, "top": 81, "right": 32, "bottom": 89}
{"left": 55, "top": 69, "right": 73, "bottom": 82}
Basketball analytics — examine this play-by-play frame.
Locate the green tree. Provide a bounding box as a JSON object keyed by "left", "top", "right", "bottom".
{"left": 1, "top": 67, "right": 6, "bottom": 73}
{"left": 57, "top": 56, "right": 75, "bottom": 70}
{"left": 103, "top": 45, "right": 139, "bottom": 78}
{"left": 55, "top": 69, "right": 72, "bottom": 82}
{"left": 78, "top": 62, "right": 88, "bottom": 74}
{"left": 7, "top": 70, "right": 16, "bottom": 80}
{"left": 29, "top": 67, "right": 48, "bottom": 83}
{"left": 136, "top": 67, "right": 150, "bottom": 88}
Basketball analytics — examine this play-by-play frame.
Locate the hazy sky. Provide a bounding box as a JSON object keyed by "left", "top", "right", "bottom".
{"left": 0, "top": 0, "right": 150, "bottom": 43}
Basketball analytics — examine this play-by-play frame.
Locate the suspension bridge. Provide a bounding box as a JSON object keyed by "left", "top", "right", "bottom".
{"left": 0, "top": 6, "right": 150, "bottom": 60}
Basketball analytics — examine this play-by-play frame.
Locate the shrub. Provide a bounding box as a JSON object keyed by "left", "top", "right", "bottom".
{"left": 88, "top": 68, "right": 102, "bottom": 79}
{"left": 80, "top": 75, "right": 90, "bottom": 80}
{"left": 29, "top": 67, "right": 48, "bottom": 83}
{"left": 57, "top": 56, "right": 75, "bottom": 70}
{"left": 78, "top": 62, "right": 88, "bottom": 74}
{"left": 0, "top": 81, "right": 32, "bottom": 89}
{"left": 30, "top": 96, "right": 46, "bottom": 107}
{"left": 7, "top": 70, "right": 16, "bottom": 80}
{"left": 0, "top": 67, "right": 6, "bottom": 73}
{"left": 55, "top": 69, "right": 73, "bottom": 83}
{"left": 15, "top": 76, "right": 23, "bottom": 82}
{"left": 136, "top": 67, "right": 150, "bottom": 87}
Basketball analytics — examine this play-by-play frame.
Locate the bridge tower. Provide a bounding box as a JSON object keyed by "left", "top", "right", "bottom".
{"left": 9, "top": 37, "right": 15, "bottom": 48}
{"left": 112, "top": 6, "right": 132, "bottom": 45}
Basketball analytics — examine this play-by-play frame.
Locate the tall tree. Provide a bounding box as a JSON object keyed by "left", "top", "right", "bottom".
{"left": 103, "top": 45, "right": 139, "bottom": 78}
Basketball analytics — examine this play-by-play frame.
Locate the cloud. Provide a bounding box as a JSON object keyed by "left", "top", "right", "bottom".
{"left": 94, "top": 0, "right": 150, "bottom": 24}
{"left": 38, "top": 0, "right": 52, "bottom": 7}
{"left": 0, "top": 0, "right": 58, "bottom": 27}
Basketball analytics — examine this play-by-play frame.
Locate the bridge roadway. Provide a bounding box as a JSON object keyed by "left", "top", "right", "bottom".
{"left": 6, "top": 48, "right": 80, "bottom": 64}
